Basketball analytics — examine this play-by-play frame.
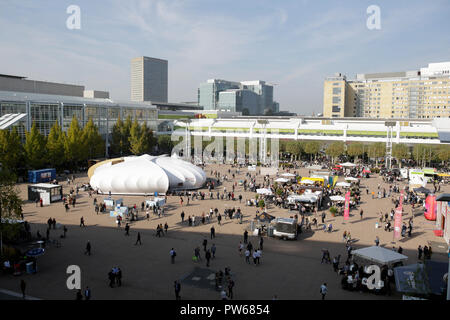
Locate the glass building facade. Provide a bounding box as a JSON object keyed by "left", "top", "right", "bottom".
{"left": 0, "top": 91, "right": 158, "bottom": 156}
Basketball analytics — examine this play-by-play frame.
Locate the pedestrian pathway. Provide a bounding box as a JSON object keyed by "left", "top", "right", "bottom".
{"left": 0, "top": 288, "right": 41, "bottom": 300}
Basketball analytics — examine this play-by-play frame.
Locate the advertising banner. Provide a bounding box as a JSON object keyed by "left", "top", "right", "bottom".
{"left": 344, "top": 191, "right": 350, "bottom": 220}
{"left": 393, "top": 207, "right": 403, "bottom": 239}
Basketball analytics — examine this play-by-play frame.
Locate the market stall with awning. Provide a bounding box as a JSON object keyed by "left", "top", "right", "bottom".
{"left": 256, "top": 188, "right": 273, "bottom": 195}
{"left": 340, "top": 162, "right": 357, "bottom": 167}
{"left": 352, "top": 246, "right": 408, "bottom": 265}
{"left": 336, "top": 182, "right": 351, "bottom": 188}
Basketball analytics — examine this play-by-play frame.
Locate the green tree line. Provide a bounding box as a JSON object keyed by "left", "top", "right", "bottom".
{"left": 0, "top": 117, "right": 105, "bottom": 174}
{"left": 279, "top": 140, "right": 450, "bottom": 166}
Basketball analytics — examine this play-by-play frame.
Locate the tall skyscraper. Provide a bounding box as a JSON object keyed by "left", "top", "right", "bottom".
{"left": 198, "top": 79, "right": 277, "bottom": 115}
{"left": 323, "top": 61, "right": 450, "bottom": 119}
{"left": 131, "top": 56, "right": 168, "bottom": 103}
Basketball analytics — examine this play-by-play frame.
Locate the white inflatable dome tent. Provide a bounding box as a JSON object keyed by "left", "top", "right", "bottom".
{"left": 89, "top": 154, "right": 206, "bottom": 195}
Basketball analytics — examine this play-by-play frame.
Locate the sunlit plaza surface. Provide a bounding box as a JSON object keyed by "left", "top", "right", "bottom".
{"left": 1, "top": 164, "right": 448, "bottom": 300}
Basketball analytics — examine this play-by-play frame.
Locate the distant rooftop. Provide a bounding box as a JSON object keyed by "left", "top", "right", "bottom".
{"left": 0, "top": 74, "right": 27, "bottom": 79}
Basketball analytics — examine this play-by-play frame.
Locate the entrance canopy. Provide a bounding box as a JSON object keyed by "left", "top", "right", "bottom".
{"left": 352, "top": 246, "right": 408, "bottom": 265}
{"left": 340, "top": 162, "right": 356, "bottom": 167}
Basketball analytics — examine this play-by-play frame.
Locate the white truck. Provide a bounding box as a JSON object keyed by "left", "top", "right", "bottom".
{"left": 270, "top": 217, "right": 298, "bottom": 240}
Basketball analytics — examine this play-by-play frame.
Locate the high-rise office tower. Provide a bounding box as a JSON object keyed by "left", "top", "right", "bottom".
{"left": 198, "top": 79, "right": 277, "bottom": 115}
{"left": 131, "top": 56, "right": 168, "bottom": 102}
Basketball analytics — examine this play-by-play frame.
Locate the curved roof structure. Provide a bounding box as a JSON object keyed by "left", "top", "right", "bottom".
{"left": 89, "top": 154, "right": 206, "bottom": 195}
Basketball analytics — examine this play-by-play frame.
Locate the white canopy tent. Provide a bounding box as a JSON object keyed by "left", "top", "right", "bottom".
{"left": 288, "top": 194, "right": 318, "bottom": 204}
{"left": 329, "top": 195, "right": 345, "bottom": 201}
{"left": 336, "top": 182, "right": 351, "bottom": 188}
{"left": 340, "top": 162, "right": 357, "bottom": 167}
{"left": 275, "top": 177, "right": 290, "bottom": 183}
{"left": 256, "top": 188, "right": 273, "bottom": 195}
{"left": 352, "top": 246, "right": 408, "bottom": 265}
{"left": 281, "top": 173, "right": 296, "bottom": 177}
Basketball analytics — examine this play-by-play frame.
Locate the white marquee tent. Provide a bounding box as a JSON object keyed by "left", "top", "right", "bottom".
{"left": 352, "top": 246, "right": 408, "bottom": 265}
{"left": 90, "top": 154, "right": 206, "bottom": 195}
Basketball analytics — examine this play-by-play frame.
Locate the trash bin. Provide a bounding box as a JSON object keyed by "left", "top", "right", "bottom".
{"left": 26, "top": 262, "right": 34, "bottom": 274}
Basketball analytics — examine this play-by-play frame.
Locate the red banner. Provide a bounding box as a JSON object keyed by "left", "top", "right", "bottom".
{"left": 393, "top": 206, "right": 403, "bottom": 239}
{"left": 344, "top": 191, "right": 350, "bottom": 220}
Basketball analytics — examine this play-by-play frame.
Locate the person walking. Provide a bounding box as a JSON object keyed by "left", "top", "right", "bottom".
{"left": 239, "top": 241, "right": 244, "bottom": 256}
{"left": 125, "top": 223, "right": 130, "bottom": 236}
{"left": 174, "top": 280, "right": 181, "bottom": 300}
{"left": 211, "top": 244, "right": 216, "bottom": 259}
{"left": 135, "top": 232, "right": 142, "bottom": 245}
{"left": 243, "top": 230, "right": 248, "bottom": 244}
{"left": 245, "top": 249, "right": 250, "bottom": 264}
{"left": 164, "top": 222, "right": 169, "bottom": 235}
{"left": 85, "top": 241, "right": 91, "bottom": 256}
{"left": 375, "top": 236, "right": 380, "bottom": 246}
{"left": 227, "top": 279, "right": 235, "bottom": 299}
{"left": 170, "top": 248, "right": 176, "bottom": 264}
{"left": 217, "top": 214, "right": 222, "bottom": 225}
{"left": 418, "top": 245, "right": 423, "bottom": 260}
{"left": 108, "top": 270, "right": 115, "bottom": 288}
{"left": 360, "top": 209, "right": 363, "bottom": 220}
{"left": 80, "top": 217, "right": 85, "bottom": 227}
{"left": 205, "top": 249, "right": 211, "bottom": 267}
{"left": 116, "top": 268, "right": 122, "bottom": 287}
{"left": 259, "top": 237, "right": 264, "bottom": 251}
{"left": 320, "top": 283, "right": 327, "bottom": 300}
{"left": 84, "top": 286, "right": 91, "bottom": 300}
{"left": 210, "top": 226, "right": 215, "bottom": 239}
{"left": 203, "top": 238, "right": 208, "bottom": 251}
{"left": 181, "top": 211, "right": 185, "bottom": 223}
{"left": 20, "top": 279, "right": 26, "bottom": 299}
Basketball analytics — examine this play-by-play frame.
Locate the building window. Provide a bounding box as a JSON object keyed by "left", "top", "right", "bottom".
{"left": 332, "top": 96, "right": 341, "bottom": 104}
{"left": 332, "top": 106, "right": 341, "bottom": 113}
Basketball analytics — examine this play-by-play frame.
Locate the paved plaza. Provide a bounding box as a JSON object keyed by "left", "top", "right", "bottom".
{"left": 1, "top": 164, "right": 448, "bottom": 300}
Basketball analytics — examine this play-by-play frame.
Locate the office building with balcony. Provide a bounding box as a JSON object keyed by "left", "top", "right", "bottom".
{"left": 323, "top": 62, "right": 450, "bottom": 119}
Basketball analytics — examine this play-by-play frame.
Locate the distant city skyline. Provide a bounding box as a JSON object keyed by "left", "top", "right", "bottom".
{"left": 0, "top": 0, "right": 449, "bottom": 115}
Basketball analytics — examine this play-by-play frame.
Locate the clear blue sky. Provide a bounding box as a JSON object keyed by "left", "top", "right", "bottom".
{"left": 0, "top": 0, "right": 449, "bottom": 114}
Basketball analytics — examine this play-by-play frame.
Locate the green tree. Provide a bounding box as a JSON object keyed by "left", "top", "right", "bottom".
{"left": 0, "top": 174, "right": 23, "bottom": 254}
{"left": 0, "top": 128, "right": 24, "bottom": 174}
{"left": 129, "top": 119, "right": 143, "bottom": 155}
{"left": 347, "top": 143, "right": 364, "bottom": 162}
{"left": 24, "top": 122, "right": 47, "bottom": 169}
{"left": 436, "top": 145, "right": 450, "bottom": 165}
{"left": 111, "top": 116, "right": 124, "bottom": 156}
{"left": 46, "top": 121, "right": 66, "bottom": 170}
{"left": 65, "top": 117, "right": 84, "bottom": 166}
{"left": 285, "top": 141, "right": 302, "bottom": 161}
{"left": 392, "top": 143, "right": 409, "bottom": 168}
{"left": 157, "top": 135, "right": 174, "bottom": 154}
{"left": 325, "top": 141, "right": 345, "bottom": 164}
{"left": 82, "top": 118, "right": 105, "bottom": 159}
{"left": 412, "top": 144, "right": 437, "bottom": 167}
{"left": 302, "top": 141, "right": 321, "bottom": 161}
{"left": 368, "top": 142, "right": 385, "bottom": 166}
{"left": 121, "top": 116, "right": 132, "bottom": 155}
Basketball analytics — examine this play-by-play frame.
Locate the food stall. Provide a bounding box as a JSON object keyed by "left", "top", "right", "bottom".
{"left": 27, "top": 183, "right": 62, "bottom": 204}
